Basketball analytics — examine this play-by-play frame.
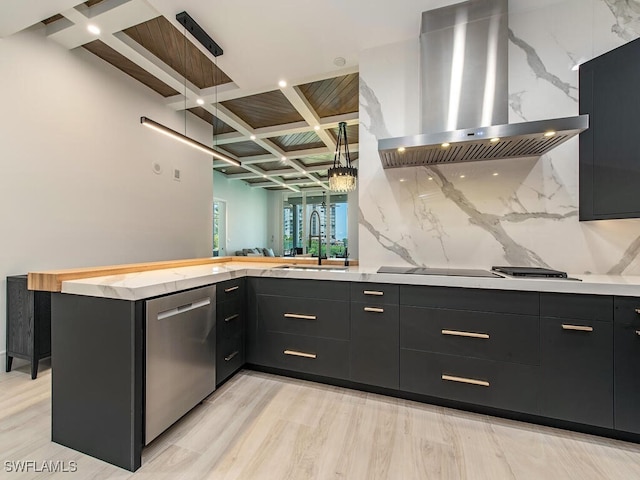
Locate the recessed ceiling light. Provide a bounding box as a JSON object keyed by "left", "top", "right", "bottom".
{"left": 314, "top": 125, "right": 320, "bottom": 131}
{"left": 278, "top": 80, "right": 287, "bottom": 88}
{"left": 428, "top": 177, "right": 433, "bottom": 181}
{"left": 250, "top": 134, "right": 256, "bottom": 140}
{"left": 398, "top": 147, "right": 406, "bottom": 153}
{"left": 544, "top": 131, "right": 556, "bottom": 137}
{"left": 399, "top": 178, "right": 406, "bottom": 182}
{"left": 87, "top": 24, "right": 101, "bottom": 35}
{"left": 196, "top": 98, "right": 204, "bottom": 105}
{"left": 493, "top": 172, "right": 499, "bottom": 176}
{"left": 490, "top": 137, "right": 500, "bottom": 143}
{"left": 441, "top": 142, "right": 450, "bottom": 148}
{"left": 281, "top": 156, "right": 287, "bottom": 162}
{"left": 460, "top": 175, "right": 465, "bottom": 178}
{"left": 263, "top": 174, "right": 267, "bottom": 178}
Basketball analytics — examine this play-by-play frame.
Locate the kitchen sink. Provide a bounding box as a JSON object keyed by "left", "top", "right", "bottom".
{"left": 274, "top": 265, "right": 348, "bottom": 272}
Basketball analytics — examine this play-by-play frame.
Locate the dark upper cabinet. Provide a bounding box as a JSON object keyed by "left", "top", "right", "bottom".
{"left": 579, "top": 37, "right": 640, "bottom": 220}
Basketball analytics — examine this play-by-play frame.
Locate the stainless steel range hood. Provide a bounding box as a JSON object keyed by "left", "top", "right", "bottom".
{"left": 378, "top": 0, "right": 588, "bottom": 168}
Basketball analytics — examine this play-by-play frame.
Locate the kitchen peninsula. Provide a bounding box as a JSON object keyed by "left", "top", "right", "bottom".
{"left": 30, "top": 258, "right": 640, "bottom": 471}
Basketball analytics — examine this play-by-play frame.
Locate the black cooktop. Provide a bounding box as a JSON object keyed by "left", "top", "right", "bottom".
{"left": 491, "top": 266, "right": 568, "bottom": 278}
{"left": 377, "top": 266, "right": 502, "bottom": 278}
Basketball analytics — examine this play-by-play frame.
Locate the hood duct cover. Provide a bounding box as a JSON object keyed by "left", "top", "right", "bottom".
{"left": 378, "top": 0, "right": 588, "bottom": 168}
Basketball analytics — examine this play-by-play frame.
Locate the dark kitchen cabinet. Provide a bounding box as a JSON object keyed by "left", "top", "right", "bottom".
{"left": 613, "top": 297, "right": 640, "bottom": 434}
{"left": 350, "top": 283, "right": 399, "bottom": 389}
{"left": 399, "top": 285, "right": 540, "bottom": 415}
{"left": 539, "top": 293, "right": 613, "bottom": 428}
{"left": 6, "top": 275, "right": 51, "bottom": 379}
{"left": 247, "top": 278, "right": 350, "bottom": 379}
{"left": 579, "top": 36, "right": 640, "bottom": 220}
{"left": 215, "top": 278, "right": 245, "bottom": 386}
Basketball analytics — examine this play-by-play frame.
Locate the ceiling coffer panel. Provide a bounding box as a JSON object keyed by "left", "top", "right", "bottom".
{"left": 221, "top": 90, "right": 304, "bottom": 129}
{"left": 187, "top": 108, "right": 236, "bottom": 134}
{"left": 270, "top": 132, "right": 325, "bottom": 152}
{"left": 218, "top": 141, "right": 269, "bottom": 157}
{"left": 298, "top": 73, "right": 359, "bottom": 118}
{"left": 82, "top": 40, "right": 179, "bottom": 97}
{"left": 123, "top": 16, "right": 232, "bottom": 89}
{"left": 329, "top": 124, "right": 359, "bottom": 144}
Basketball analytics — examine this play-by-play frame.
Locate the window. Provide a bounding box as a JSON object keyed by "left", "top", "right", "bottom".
{"left": 213, "top": 200, "right": 226, "bottom": 256}
{"left": 283, "top": 193, "right": 347, "bottom": 258}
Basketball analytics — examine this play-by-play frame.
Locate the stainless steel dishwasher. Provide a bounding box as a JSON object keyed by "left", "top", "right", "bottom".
{"left": 145, "top": 285, "right": 216, "bottom": 444}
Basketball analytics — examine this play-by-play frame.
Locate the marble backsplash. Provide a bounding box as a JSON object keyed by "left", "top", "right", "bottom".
{"left": 358, "top": 0, "right": 640, "bottom": 275}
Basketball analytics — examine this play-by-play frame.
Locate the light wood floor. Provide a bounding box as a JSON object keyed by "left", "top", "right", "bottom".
{"left": 2, "top": 359, "right": 640, "bottom": 480}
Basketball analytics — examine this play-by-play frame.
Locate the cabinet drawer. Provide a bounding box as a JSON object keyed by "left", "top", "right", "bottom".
{"left": 400, "top": 306, "right": 539, "bottom": 365}
{"left": 400, "top": 286, "right": 539, "bottom": 315}
{"left": 258, "top": 295, "right": 349, "bottom": 340}
{"left": 614, "top": 297, "right": 640, "bottom": 326}
{"left": 350, "top": 283, "right": 399, "bottom": 305}
{"left": 400, "top": 350, "right": 539, "bottom": 414}
{"left": 254, "top": 278, "right": 348, "bottom": 301}
{"left": 217, "top": 300, "right": 243, "bottom": 341}
{"left": 350, "top": 303, "right": 399, "bottom": 389}
{"left": 260, "top": 332, "right": 349, "bottom": 380}
{"left": 216, "top": 333, "right": 244, "bottom": 385}
{"left": 614, "top": 320, "right": 640, "bottom": 434}
{"left": 540, "top": 293, "right": 612, "bottom": 322}
{"left": 217, "top": 278, "right": 244, "bottom": 302}
{"left": 540, "top": 316, "right": 613, "bottom": 428}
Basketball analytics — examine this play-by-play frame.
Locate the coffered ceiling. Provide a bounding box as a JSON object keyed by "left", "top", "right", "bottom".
{"left": 2, "top": 0, "right": 485, "bottom": 191}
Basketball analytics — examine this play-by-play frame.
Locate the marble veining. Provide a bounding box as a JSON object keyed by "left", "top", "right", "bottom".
{"left": 508, "top": 28, "right": 578, "bottom": 102}
{"left": 359, "top": 0, "right": 640, "bottom": 275}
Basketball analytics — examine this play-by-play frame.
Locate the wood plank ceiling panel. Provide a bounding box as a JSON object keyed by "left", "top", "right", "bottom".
{"left": 221, "top": 91, "right": 304, "bottom": 129}
{"left": 215, "top": 165, "right": 247, "bottom": 175}
{"left": 187, "top": 108, "right": 236, "bottom": 134}
{"left": 82, "top": 40, "right": 179, "bottom": 97}
{"left": 298, "top": 73, "right": 359, "bottom": 118}
{"left": 123, "top": 16, "right": 231, "bottom": 89}
{"left": 269, "top": 131, "right": 325, "bottom": 152}
{"left": 43, "top": 1, "right": 104, "bottom": 24}
{"left": 255, "top": 160, "right": 288, "bottom": 171}
{"left": 219, "top": 141, "right": 270, "bottom": 157}
{"left": 328, "top": 124, "right": 359, "bottom": 144}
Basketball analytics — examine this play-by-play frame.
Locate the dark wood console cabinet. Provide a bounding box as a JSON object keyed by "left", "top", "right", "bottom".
{"left": 6, "top": 275, "right": 51, "bottom": 379}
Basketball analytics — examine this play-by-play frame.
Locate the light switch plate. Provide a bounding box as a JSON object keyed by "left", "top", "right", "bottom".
{"left": 173, "top": 168, "right": 181, "bottom": 181}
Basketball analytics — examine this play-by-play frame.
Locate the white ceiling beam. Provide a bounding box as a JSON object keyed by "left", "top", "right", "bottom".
{"left": 280, "top": 85, "right": 337, "bottom": 151}
{"left": 210, "top": 144, "right": 360, "bottom": 168}
{"left": 225, "top": 163, "right": 330, "bottom": 180}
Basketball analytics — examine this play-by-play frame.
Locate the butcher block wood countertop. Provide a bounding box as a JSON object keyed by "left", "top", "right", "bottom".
{"left": 27, "top": 256, "right": 357, "bottom": 292}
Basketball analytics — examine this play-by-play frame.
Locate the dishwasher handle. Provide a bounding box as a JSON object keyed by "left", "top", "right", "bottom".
{"left": 157, "top": 297, "right": 211, "bottom": 320}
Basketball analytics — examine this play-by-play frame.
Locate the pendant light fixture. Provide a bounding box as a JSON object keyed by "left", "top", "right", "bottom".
{"left": 140, "top": 11, "right": 240, "bottom": 168}
{"left": 328, "top": 122, "right": 357, "bottom": 192}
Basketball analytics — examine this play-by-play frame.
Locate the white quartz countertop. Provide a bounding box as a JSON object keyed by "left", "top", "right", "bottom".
{"left": 59, "top": 261, "right": 640, "bottom": 301}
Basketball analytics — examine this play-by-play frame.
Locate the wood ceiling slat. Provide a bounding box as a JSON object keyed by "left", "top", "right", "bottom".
{"left": 221, "top": 90, "right": 304, "bottom": 129}
{"left": 187, "top": 108, "right": 236, "bottom": 134}
{"left": 123, "top": 17, "right": 231, "bottom": 89}
{"left": 215, "top": 166, "right": 248, "bottom": 175}
{"left": 298, "top": 73, "right": 359, "bottom": 118}
{"left": 82, "top": 40, "right": 178, "bottom": 97}
{"left": 84, "top": 0, "right": 104, "bottom": 6}
{"left": 328, "top": 124, "right": 359, "bottom": 144}
{"left": 269, "top": 131, "right": 325, "bottom": 152}
{"left": 256, "top": 161, "right": 287, "bottom": 171}
{"left": 219, "top": 141, "right": 270, "bottom": 157}
{"left": 42, "top": 14, "right": 64, "bottom": 25}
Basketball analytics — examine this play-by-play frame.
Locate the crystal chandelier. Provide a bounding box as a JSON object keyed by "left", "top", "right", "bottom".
{"left": 328, "top": 121, "right": 357, "bottom": 192}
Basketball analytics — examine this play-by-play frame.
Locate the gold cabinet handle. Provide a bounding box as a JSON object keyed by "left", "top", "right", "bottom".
{"left": 442, "top": 374, "right": 489, "bottom": 387}
{"left": 224, "top": 285, "right": 239, "bottom": 293}
{"left": 224, "top": 313, "right": 239, "bottom": 323}
{"left": 224, "top": 351, "right": 239, "bottom": 362}
{"left": 364, "top": 307, "right": 384, "bottom": 313}
{"left": 284, "top": 313, "right": 317, "bottom": 320}
{"left": 363, "top": 290, "right": 384, "bottom": 296}
{"left": 441, "top": 329, "right": 489, "bottom": 339}
{"left": 562, "top": 324, "right": 593, "bottom": 332}
{"left": 635, "top": 309, "right": 640, "bottom": 314}
{"left": 284, "top": 350, "right": 316, "bottom": 359}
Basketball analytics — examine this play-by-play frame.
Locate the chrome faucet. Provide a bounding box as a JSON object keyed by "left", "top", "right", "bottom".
{"left": 309, "top": 209, "right": 322, "bottom": 265}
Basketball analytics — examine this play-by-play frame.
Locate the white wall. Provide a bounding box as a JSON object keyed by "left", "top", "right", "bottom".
{"left": 0, "top": 27, "right": 214, "bottom": 356}
{"left": 212, "top": 171, "right": 271, "bottom": 254}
